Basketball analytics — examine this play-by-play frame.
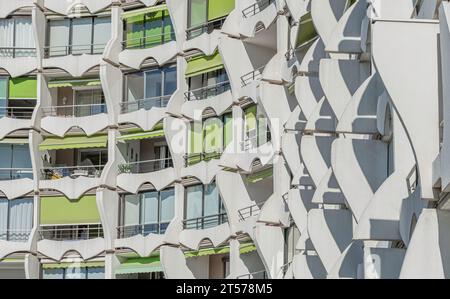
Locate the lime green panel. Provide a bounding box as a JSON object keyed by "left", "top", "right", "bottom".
{"left": 203, "top": 118, "right": 222, "bottom": 153}
{"left": 189, "top": 122, "right": 203, "bottom": 154}
{"left": 240, "top": 243, "right": 257, "bottom": 254}
{"left": 185, "top": 246, "right": 230, "bottom": 258}
{"left": 185, "top": 51, "right": 224, "bottom": 78}
{"left": 223, "top": 113, "right": 233, "bottom": 148}
{"left": 39, "top": 135, "right": 108, "bottom": 151}
{"left": 245, "top": 105, "right": 257, "bottom": 132}
{"left": 48, "top": 79, "right": 101, "bottom": 88}
{"left": 247, "top": 167, "right": 273, "bottom": 184}
{"left": 122, "top": 4, "right": 168, "bottom": 19}
{"left": 208, "top": 0, "right": 235, "bottom": 21}
{"left": 115, "top": 256, "right": 161, "bottom": 275}
{"left": 163, "top": 12, "right": 174, "bottom": 43}
{"left": 189, "top": 0, "right": 208, "bottom": 27}
{"left": 42, "top": 261, "right": 104, "bottom": 269}
{"left": 40, "top": 195, "right": 101, "bottom": 225}
{"left": 296, "top": 12, "right": 317, "bottom": 48}
{"left": 8, "top": 77, "right": 37, "bottom": 99}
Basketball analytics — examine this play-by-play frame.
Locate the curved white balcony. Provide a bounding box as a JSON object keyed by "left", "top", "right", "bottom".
{"left": 43, "top": 0, "right": 113, "bottom": 15}
{"left": 310, "top": 0, "right": 348, "bottom": 48}
{"left": 0, "top": 168, "right": 34, "bottom": 199}
{"left": 0, "top": 108, "right": 34, "bottom": 140}
{"left": 119, "top": 39, "right": 177, "bottom": 70}
{"left": 237, "top": 0, "right": 277, "bottom": 38}
{"left": 179, "top": 222, "right": 230, "bottom": 250}
{"left": 0, "top": 48, "right": 37, "bottom": 78}
{"left": 118, "top": 96, "right": 168, "bottom": 131}
{"left": 40, "top": 104, "right": 108, "bottom": 137}
{"left": 327, "top": 240, "right": 364, "bottom": 279}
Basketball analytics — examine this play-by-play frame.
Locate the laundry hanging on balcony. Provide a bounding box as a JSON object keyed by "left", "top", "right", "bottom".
{"left": 115, "top": 256, "right": 162, "bottom": 275}
{"left": 185, "top": 51, "right": 224, "bottom": 78}
{"left": 47, "top": 78, "right": 101, "bottom": 89}
{"left": 40, "top": 195, "right": 100, "bottom": 225}
{"left": 39, "top": 135, "right": 108, "bottom": 151}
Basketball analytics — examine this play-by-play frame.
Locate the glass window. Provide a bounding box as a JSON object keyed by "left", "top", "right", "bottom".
{"left": 189, "top": 0, "right": 208, "bottom": 28}
{"left": 141, "top": 191, "right": 158, "bottom": 225}
{"left": 65, "top": 266, "right": 87, "bottom": 279}
{"left": 163, "top": 66, "right": 177, "bottom": 96}
{"left": 42, "top": 268, "right": 64, "bottom": 279}
{"left": 0, "top": 199, "right": 8, "bottom": 240}
{"left": 204, "top": 182, "right": 219, "bottom": 217}
{"left": 145, "top": 69, "right": 162, "bottom": 99}
{"left": 14, "top": 17, "right": 35, "bottom": 57}
{"left": 87, "top": 267, "right": 105, "bottom": 279}
{"left": 124, "top": 194, "right": 140, "bottom": 226}
{"left": 93, "top": 17, "right": 111, "bottom": 54}
{"left": 48, "top": 19, "right": 70, "bottom": 56}
{"left": 160, "top": 188, "right": 175, "bottom": 223}
{"left": 72, "top": 18, "right": 93, "bottom": 55}
{"left": 186, "top": 185, "right": 203, "bottom": 220}
{"left": 126, "top": 72, "right": 145, "bottom": 102}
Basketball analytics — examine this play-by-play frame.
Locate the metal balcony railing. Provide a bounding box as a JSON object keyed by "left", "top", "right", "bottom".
{"left": 41, "top": 103, "right": 107, "bottom": 118}
{"left": 242, "top": 0, "right": 275, "bottom": 18}
{"left": 116, "top": 222, "right": 170, "bottom": 238}
{"left": 184, "top": 81, "right": 231, "bottom": 101}
{"left": 40, "top": 165, "right": 105, "bottom": 180}
{"left": 39, "top": 224, "right": 103, "bottom": 241}
{"left": 118, "top": 158, "right": 173, "bottom": 174}
{"left": 0, "top": 168, "right": 33, "bottom": 181}
{"left": 186, "top": 17, "right": 227, "bottom": 40}
{"left": 0, "top": 47, "right": 36, "bottom": 58}
{"left": 240, "top": 65, "right": 266, "bottom": 87}
{"left": 122, "top": 32, "right": 175, "bottom": 50}
{"left": 183, "top": 213, "right": 228, "bottom": 230}
{"left": 236, "top": 269, "right": 268, "bottom": 279}
{"left": 184, "top": 151, "right": 222, "bottom": 167}
{"left": 0, "top": 229, "right": 32, "bottom": 242}
{"left": 238, "top": 204, "right": 261, "bottom": 221}
{"left": 44, "top": 43, "right": 107, "bottom": 58}
{"left": 0, "top": 107, "right": 35, "bottom": 119}
{"left": 119, "top": 95, "right": 171, "bottom": 114}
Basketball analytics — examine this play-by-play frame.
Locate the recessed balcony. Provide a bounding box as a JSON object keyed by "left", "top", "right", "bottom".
{"left": 0, "top": 16, "right": 36, "bottom": 59}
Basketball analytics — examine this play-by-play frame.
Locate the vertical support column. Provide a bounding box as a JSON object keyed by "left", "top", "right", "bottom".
{"left": 232, "top": 104, "right": 244, "bottom": 154}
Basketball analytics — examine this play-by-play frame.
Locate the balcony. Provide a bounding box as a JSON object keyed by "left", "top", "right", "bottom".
{"left": 242, "top": 0, "right": 275, "bottom": 18}
{"left": 40, "top": 165, "right": 104, "bottom": 180}
{"left": 184, "top": 151, "right": 222, "bottom": 167}
{"left": 0, "top": 168, "right": 33, "bottom": 181}
{"left": 122, "top": 32, "right": 175, "bottom": 50}
{"left": 118, "top": 158, "right": 173, "bottom": 174}
{"left": 183, "top": 213, "right": 228, "bottom": 230}
{"left": 186, "top": 17, "right": 227, "bottom": 40}
{"left": 241, "top": 65, "right": 265, "bottom": 87}
{"left": 39, "top": 224, "right": 103, "bottom": 241}
{"left": 117, "top": 222, "right": 170, "bottom": 238}
{"left": 184, "top": 81, "right": 231, "bottom": 101}
{"left": 0, "top": 107, "right": 34, "bottom": 120}
{"left": 0, "top": 47, "right": 36, "bottom": 59}
{"left": 119, "top": 95, "right": 170, "bottom": 114}
{"left": 44, "top": 44, "right": 107, "bottom": 58}
{"left": 0, "top": 229, "right": 32, "bottom": 243}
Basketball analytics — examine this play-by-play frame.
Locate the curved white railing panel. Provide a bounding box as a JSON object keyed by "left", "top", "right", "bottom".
{"left": 282, "top": 132, "right": 302, "bottom": 180}
{"left": 0, "top": 57, "right": 38, "bottom": 78}
{"left": 372, "top": 19, "right": 440, "bottom": 200}
{"left": 179, "top": 223, "right": 231, "bottom": 251}
{"left": 0, "top": 118, "right": 33, "bottom": 140}
{"left": 304, "top": 97, "right": 336, "bottom": 132}
{"left": 299, "top": 38, "right": 326, "bottom": 74}
{"left": 331, "top": 138, "right": 388, "bottom": 221}
{"left": 288, "top": 188, "right": 315, "bottom": 234}
{"left": 160, "top": 245, "right": 195, "bottom": 279}
{"left": 292, "top": 253, "right": 327, "bottom": 279}
{"left": 310, "top": 0, "right": 348, "bottom": 47}
{"left": 336, "top": 73, "right": 382, "bottom": 134}
{"left": 362, "top": 247, "right": 405, "bottom": 279}
{"left": 254, "top": 223, "right": 284, "bottom": 279}
{"left": 181, "top": 90, "right": 233, "bottom": 121}
{"left": 308, "top": 208, "right": 354, "bottom": 273}
{"left": 36, "top": 238, "right": 105, "bottom": 261}
{"left": 326, "top": 0, "right": 366, "bottom": 54}
{"left": 117, "top": 167, "right": 177, "bottom": 194}
{"left": 301, "top": 135, "right": 334, "bottom": 187}
{"left": 0, "top": 240, "right": 31, "bottom": 260}
{"left": 399, "top": 209, "right": 450, "bottom": 279}
{"left": 0, "top": 178, "right": 34, "bottom": 200}
{"left": 39, "top": 176, "right": 101, "bottom": 200}
{"left": 237, "top": 0, "right": 277, "bottom": 38}
{"left": 311, "top": 168, "right": 346, "bottom": 205}
{"left": 286, "top": 0, "right": 310, "bottom": 21}
{"left": 184, "top": 31, "right": 221, "bottom": 57}
{"left": 41, "top": 114, "right": 108, "bottom": 137}
{"left": 43, "top": 55, "right": 102, "bottom": 77}
{"left": 327, "top": 240, "right": 364, "bottom": 279}
{"left": 117, "top": 107, "right": 166, "bottom": 131}
{"left": 119, "top": 41, "right": 177, "bottom": 70}
{"left": 181, "top": 159, "right": 222, "bottom": 185}
{"left": 295, "top": 76, "right": 324, "bottom": 120}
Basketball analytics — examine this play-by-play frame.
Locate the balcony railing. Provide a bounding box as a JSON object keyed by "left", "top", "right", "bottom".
{"left": 118, "top": 158, "right": 173, "bottom": 174}
{"left": 242, "top": 0, "right": 275, "bottom": 18}
{"left": 240, "top": 65, "right": 266, "bottom": 87}
{"left": 0, "top": 168, "right": 33, "bottom": 181}
{"left": 122, "top": 32, "right": 175, "bottom": 50}
{"left": 236, "top": 269, "right": 268, "bottom": 279}
{"left": 238, "top": 204, "right": 261, "bottom": 221}
{"left": 184, "top": 81, "right": 231, "bottom": 101}
{"left": 119, "top": 95, "right": 171, "bottom": 114}
{"left": 39, "top": 224, "right": 103, "bottom": 241}
{"left": 0, "top": 229, "right": 32, "bottom": 242}
{"left": 44, "top": 43, "right": 107, "bottom": 58}
{"left": 0, "top": 47, "right": 37, "bottom": 58}
{"left": 183, "top": 213, "right": 228, "bottom": 230}
{"left": 0, "top": 107, "right": 35, "bottom": 119}
{"left": 186, "top": 17, "right": 227, "bottom": 40}
{"left": 40, "top": 165, "right": 105, "bottom": 180}
{"left": 116, "top": 222, "right": 170, "bottom": 238}
{"left": 41, "top": 103, "right": 107, "bottom": 118}
{"left": 184, "top": 151, "right": 222, "bottom": 167}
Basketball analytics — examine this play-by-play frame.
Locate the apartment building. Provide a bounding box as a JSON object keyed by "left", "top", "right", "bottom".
{"left": 0, "top": 0, "right": 449, "bottom": 279}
